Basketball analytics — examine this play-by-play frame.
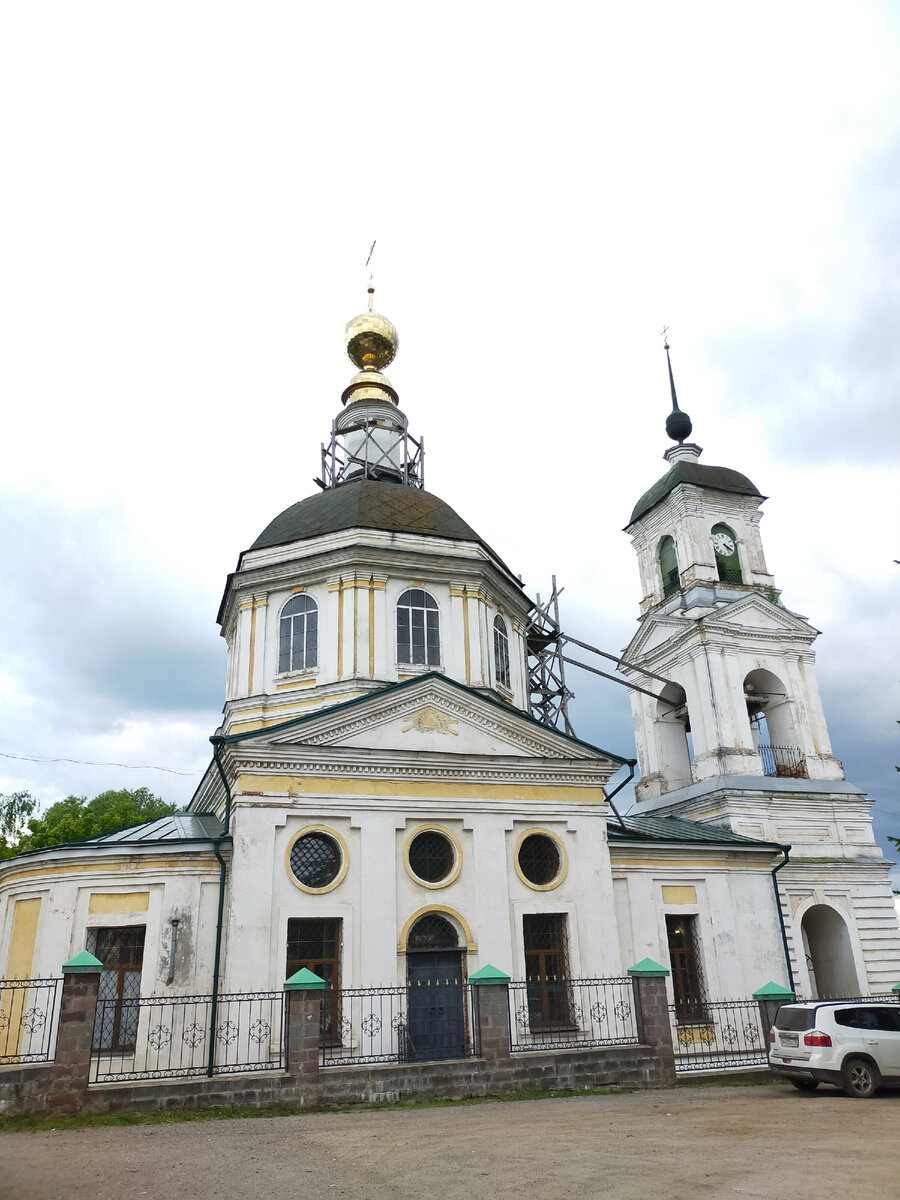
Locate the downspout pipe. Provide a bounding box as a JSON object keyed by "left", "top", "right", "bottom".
{"left": 770, "top": 843, "right": 795, "bottom": 994}
{"left": 207, "top": 736, "right": 233, "bottom": 1078}
{"left": 605, "top": 759, "right": 636, "bottom": 834}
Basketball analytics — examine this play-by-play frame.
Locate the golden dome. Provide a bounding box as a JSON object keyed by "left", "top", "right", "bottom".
{"left": 345, "top": 304, "right": 398, "bottom": 372}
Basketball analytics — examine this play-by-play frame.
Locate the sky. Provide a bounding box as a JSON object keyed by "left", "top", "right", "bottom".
{"left": 1, "top": 3, "right": 898, "bottom": 880}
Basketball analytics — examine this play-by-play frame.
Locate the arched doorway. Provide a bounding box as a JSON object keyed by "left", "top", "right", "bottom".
{"left": 406, "top": 912, "right": 467, "bottom": 1062}
{"left": 801, "top": 905, "right": 859, "bottom": 998}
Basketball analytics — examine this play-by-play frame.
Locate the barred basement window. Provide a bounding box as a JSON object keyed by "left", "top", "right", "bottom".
{"left": 523, "top": 913, "right": 571, "bottom": 1029}
{"left": 279, "top": 593, "right": 318, "bottom": 673}
{"left": 289, "top": 832, "right": 342, "bottom": 890}
{"left": 396, "top": 588, "right": 440, "bottom": 666}
{"left": 493, "top": 614, "right": 511, "bottom": 689}
{"left": 286, "top": 918, "right": 341, "bottom": 1041}
{"left": 86, "top": 926, "right": 145, "bottom": 1052}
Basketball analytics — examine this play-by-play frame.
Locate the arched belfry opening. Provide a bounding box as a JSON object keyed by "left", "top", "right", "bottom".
{"left": 405, "top": 913, "right": 467, "bottom": 1063}
{"left": 744, "top": 668, "right": 806, "bottom": 778}
{"left": 801, "top": 905, "right": 860, "bottom": 998}
{"left": 656, "top": 682, "right": 693, "bottom": 791}
{"left": 658, "top": 536, "right": 679, "bottom": 598}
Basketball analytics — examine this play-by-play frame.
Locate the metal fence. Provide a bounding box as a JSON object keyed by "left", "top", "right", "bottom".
{"left": 0, "top": 977, "right": 61, "bottom": 1065}
{"left": 320, "top": 982, "right": 479, "bottom": 1066}
{"left": 669, "top": 998, "right": 768, "bottom": 1072}
{"left": 89, "top": 990, "right": 285, "bottom": 1083}
{"left": 508, "top": 977, "right": 640, "bottom": 1053}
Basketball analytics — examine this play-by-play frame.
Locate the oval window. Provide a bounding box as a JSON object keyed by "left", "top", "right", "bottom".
{"left": 408, "top": 830, "right": 455, "bottom": 884}
{"left": 289, "top": 832, "right": 342, "bottom": 889}
{"left": 517, "top": 833, "right": 562, "bottom": 887}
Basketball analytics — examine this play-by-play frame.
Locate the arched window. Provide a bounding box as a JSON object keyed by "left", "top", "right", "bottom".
{"left": 279, "top": 594, "right": 318, "bottom": 673}
{"left": 711, "top": 523, "right": 742, "bottom": 583}
{"left": 493, "top": 614, "right": 510, "bottom": 689}
{"left": 397, "top": 588, "right": 440, "bottom": 666}
{"left": 659, "top": 536, "right": 679, "bottom": 597}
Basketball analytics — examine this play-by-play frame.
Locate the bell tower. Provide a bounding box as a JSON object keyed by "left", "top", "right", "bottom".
{"left": 617, "top": 338, "right": 900, "bottom": 997}
{"left": 620, "top": 340, "right": 843, "bottom": 802}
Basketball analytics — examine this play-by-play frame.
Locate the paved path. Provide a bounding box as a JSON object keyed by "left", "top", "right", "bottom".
{"left": 2, "top": 1084, "right": 898, "bottom": 1200}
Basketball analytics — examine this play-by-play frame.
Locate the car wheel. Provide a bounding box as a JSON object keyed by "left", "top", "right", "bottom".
{"left": 842, "top": 1057, "right": 879, "bottom": 1099}
{"left": 788, "top": 1078, "right": 819, "bottom": 1091}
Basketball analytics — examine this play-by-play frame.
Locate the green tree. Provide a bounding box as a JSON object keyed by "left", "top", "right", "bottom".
{"left": 14, "top": 787, "right": 176, "bottom": 854}
{"left": 0, "top": 790, "right": 39, "bottom": 859}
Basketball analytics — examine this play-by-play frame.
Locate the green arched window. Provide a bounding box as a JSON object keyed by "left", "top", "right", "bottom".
{"left": 659, "top": 536, "right": 679, "bottom": 597}
{"left": 711, "top": 524, "right": 742, "bottom": 584}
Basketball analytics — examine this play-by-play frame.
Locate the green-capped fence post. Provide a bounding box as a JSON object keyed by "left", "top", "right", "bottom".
{"left": 627, "top": 959, "right": 676, "bottom": 1084}
{"left": 753, "top": 981, "right": 795, "bottom": 1041}
{"left": 46, "top": 952, "right": 104, "bottom": 1114}
{"left": 470, "top": 964, "right": 512, "bottom": 1061}
{"left": 283, "top": 969, "right": 324, "bottom": 1096}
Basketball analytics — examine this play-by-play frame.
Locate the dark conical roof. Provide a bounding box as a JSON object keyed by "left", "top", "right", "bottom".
{"left": 247, "top": 478, "right": 514, "bottom": 576}
{"left": 628, "top": 461, "right": 764, "bottom": 526}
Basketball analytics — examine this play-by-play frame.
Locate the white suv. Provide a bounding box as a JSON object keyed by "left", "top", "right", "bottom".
{"left": 769, "top": 1001, "right": 900, "bottom": 1098}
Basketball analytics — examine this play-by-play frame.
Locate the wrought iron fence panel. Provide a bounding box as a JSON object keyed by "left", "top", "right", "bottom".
{"left": 669, "top": 997, "right": 767, "bottom": 1072}
{"left": 508, "top": 977, "right": 640, "bottom": 1052}
{"left": 89, "top": 990, "right": 285, "bottom": 1083}
{"left": 0, "top": 977, "right": 61, "bottom": 1064}
{"left": 321, "top": 983, "right": 479, "bottom": 1066}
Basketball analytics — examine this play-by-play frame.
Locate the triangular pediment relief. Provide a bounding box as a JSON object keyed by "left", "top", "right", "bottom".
{"left": 255, "top": 675, "right": 621, "bottom": 765}
{"left": 707, "top": 594, "right": 819, "bottom": 639}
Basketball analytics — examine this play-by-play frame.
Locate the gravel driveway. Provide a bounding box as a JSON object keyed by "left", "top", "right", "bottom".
{"left": 2, "top": 1083, "right": 898, "bottom": 1200}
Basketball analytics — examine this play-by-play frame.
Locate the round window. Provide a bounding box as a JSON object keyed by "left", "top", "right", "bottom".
{"left": 408, "top": 830, "right": 455, "bottom": 884}
{"left": 289, "top": 832, "right": 342, "bottom": 889}
{"left": 517, "top": 833, "right": 561, "bottom": 886}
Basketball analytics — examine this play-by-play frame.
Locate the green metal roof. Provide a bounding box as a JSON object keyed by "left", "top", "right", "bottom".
{"left": 248, "top": 479, "right": 514, "bottom": 572}
{"left": 607, "top": 813, "right": 782, "bottom": 850}
{"left": 628, "top": 461, "right": 764, "bottom": 526}
{"left": 7, "top": 813, "right": 227, "bottom": 859}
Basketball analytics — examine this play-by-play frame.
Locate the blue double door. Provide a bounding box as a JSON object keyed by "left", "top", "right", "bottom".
{"left": 406, "top": 950, "right": 466, "bottom": 1063}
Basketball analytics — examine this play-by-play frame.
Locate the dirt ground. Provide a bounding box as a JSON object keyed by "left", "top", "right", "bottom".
{"left": 2, "top": 1083, "right": 898, "bottom": 1200}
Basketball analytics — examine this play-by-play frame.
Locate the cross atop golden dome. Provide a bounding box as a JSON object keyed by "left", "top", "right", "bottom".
{"left": 345, "top": 286, "right": 399, "bottom": 372}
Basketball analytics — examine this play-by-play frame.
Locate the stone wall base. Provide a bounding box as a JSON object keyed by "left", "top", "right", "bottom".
{"left": 1, "top": 1043, "right": 669, "bottom": 1118}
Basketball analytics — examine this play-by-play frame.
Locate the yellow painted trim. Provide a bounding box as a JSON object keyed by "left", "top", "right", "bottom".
{"left": 284, "top": 825, "right": 350, "bottom": 895}
{"left": 292, "top": 585, "right": 305, "bottom": 593}
{"left": 236, "top": 774, "right": 602, "bottom": 804}
{"left": 513, "top": 827, "right": 569, "bottom": 891}
{"left": 661, "top": 885, "right": 698, "bottom": 905}
{"left": 275, "top": 677, "right": 317, "bottom": 691}
{"left": 89, "top": 891, "right": 150, "bottom": 915}
{"left": 403, "top": 825, "right": 463, "bottom": 890}
{"left": 352, "top": 579, "right": 359, "bottom": 676}
{"left": 0, "top": 857, "right": 217, "bottom": 885}
{"left": 397, "top": 904, "right": 477, "bottom": 953}
{"left": 412, "top": 579, "right": 423, "bottom": 586}
{"left": 337, "top": 582, "right": 344, "bottom": 677}
{"left": 4, "top": 898, "right": 41, "bottom": 979}
{"left": 462, "top": 590, "right": 471, "bottom": 686}
{"left": 368, "top": 580, "right": 375, "bottom": 677}
{"left": 2, "top": 897, "right": 42, "bottom": 1052}
{"left": 610, "top": 857, "right": 761, "bottom": 869}
{"left": 248, "top": 601, "right": 258, "bottom": 694}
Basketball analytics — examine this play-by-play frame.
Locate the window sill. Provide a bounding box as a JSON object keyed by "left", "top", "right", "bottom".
{"left": 396, "top": 662, "right": 444, "bottom": 676}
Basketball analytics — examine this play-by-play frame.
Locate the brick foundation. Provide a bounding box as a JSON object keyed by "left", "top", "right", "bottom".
{"left": 0, "top": 976, "right": 676, "bottom": 1117}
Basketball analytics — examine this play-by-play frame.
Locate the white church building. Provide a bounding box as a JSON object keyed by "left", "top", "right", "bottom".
{"left": 1, "top": 296, "right": 898, "bottom": 1058}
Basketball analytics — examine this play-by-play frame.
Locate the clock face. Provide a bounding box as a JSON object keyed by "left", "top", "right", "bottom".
{"left": 713, "top": 531, "right": 736, "bottom": 557}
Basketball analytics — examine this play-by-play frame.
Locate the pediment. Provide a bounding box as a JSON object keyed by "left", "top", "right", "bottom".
{"left": 622, "top": 595, "right": 817, "bottom": 666}
{"left": 257, "top": 675, "right": 622, "bottom": 765}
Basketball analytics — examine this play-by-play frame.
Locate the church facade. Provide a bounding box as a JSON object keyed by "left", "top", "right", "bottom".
{"left": 1, "top": 301, "right": 897, "bottom": 1053}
